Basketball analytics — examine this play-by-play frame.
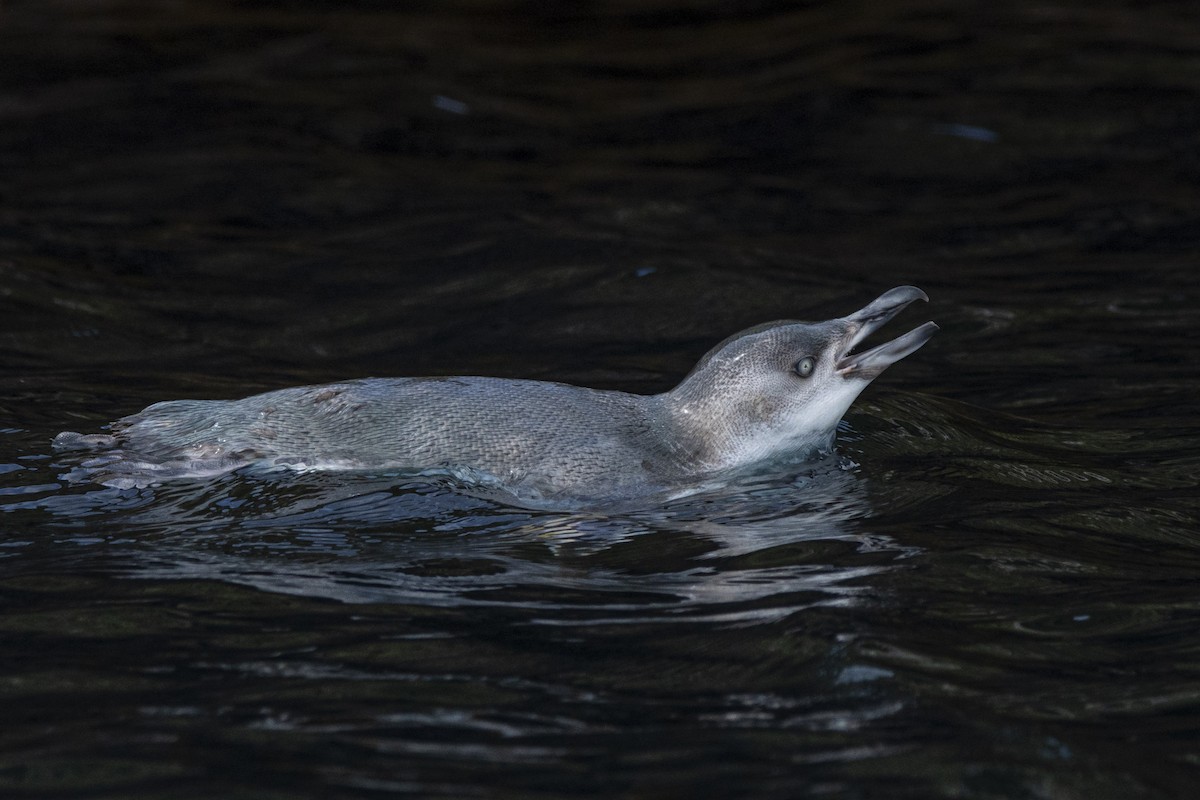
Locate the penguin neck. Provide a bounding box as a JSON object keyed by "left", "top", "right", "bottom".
{"left": 656, "top": 380, "right": 767, "bottom": 473}
{"left": 658, "top": 377, "right": 842, "bottom": 474}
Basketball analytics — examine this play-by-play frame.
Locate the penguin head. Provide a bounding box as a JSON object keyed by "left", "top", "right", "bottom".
{"left": 670, "top": 286, "right": 937, "bottom": 467}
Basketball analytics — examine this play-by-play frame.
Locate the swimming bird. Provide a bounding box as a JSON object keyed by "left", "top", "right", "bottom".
{"left": 54, "top": 286, "right": 937, "bottom": 508}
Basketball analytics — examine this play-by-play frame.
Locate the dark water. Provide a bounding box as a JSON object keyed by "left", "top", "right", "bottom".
{"left": 3, "top": 1, "right": 1199, "bottom": 797}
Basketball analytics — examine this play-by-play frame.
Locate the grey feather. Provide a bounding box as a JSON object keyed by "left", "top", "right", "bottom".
{"left": 54, "top": 287, "right": 937, "bottom": 507}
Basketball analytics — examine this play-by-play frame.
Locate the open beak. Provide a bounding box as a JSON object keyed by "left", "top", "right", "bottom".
{"left": 835, "top": 286, "right": 938, "bottom": 378}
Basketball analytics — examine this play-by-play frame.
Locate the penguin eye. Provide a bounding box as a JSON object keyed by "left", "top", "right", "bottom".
{"left": 794, "top": 356, "right": 816, "bottom": 378}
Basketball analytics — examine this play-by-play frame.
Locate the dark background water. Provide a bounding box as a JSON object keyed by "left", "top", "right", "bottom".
{"left": 2, "top": 1, "right": 1199, "bottom": 797}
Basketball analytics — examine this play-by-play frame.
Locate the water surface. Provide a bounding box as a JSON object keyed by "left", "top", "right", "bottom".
{"left": 2, "top": 1, "right": 1199, "bottom": 797}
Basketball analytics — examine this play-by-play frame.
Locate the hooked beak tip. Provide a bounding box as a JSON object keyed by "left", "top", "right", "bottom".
{"left": 837, "top": 288, "right": 937, "bottom": 377}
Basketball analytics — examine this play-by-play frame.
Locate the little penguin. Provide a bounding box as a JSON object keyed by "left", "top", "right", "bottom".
{"left": 54, "top": 286, "right": 937, "bottom": 508}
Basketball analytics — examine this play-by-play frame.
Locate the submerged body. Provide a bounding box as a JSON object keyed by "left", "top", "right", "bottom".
{"left": 62, "top": 378, "right": 692, "bottom": 503}
{"left": 55, "top": 287, "right": 938, "bottom": 507}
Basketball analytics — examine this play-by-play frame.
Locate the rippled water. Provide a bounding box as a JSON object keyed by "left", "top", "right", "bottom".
{"left": 3, "top": 1, "right": 1199, "bottom": 798}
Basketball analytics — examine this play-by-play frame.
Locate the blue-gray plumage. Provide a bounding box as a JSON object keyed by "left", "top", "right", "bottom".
{"left": 54, "top": 286, "right": 937, "bottom": 507}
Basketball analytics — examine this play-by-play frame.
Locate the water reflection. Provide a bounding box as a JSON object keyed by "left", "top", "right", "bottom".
{"left": 9, "top": 448, "right": 901, "bottom": 624}
{"left": 4, "top": 0, "right": 1200, "bottom": 795}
